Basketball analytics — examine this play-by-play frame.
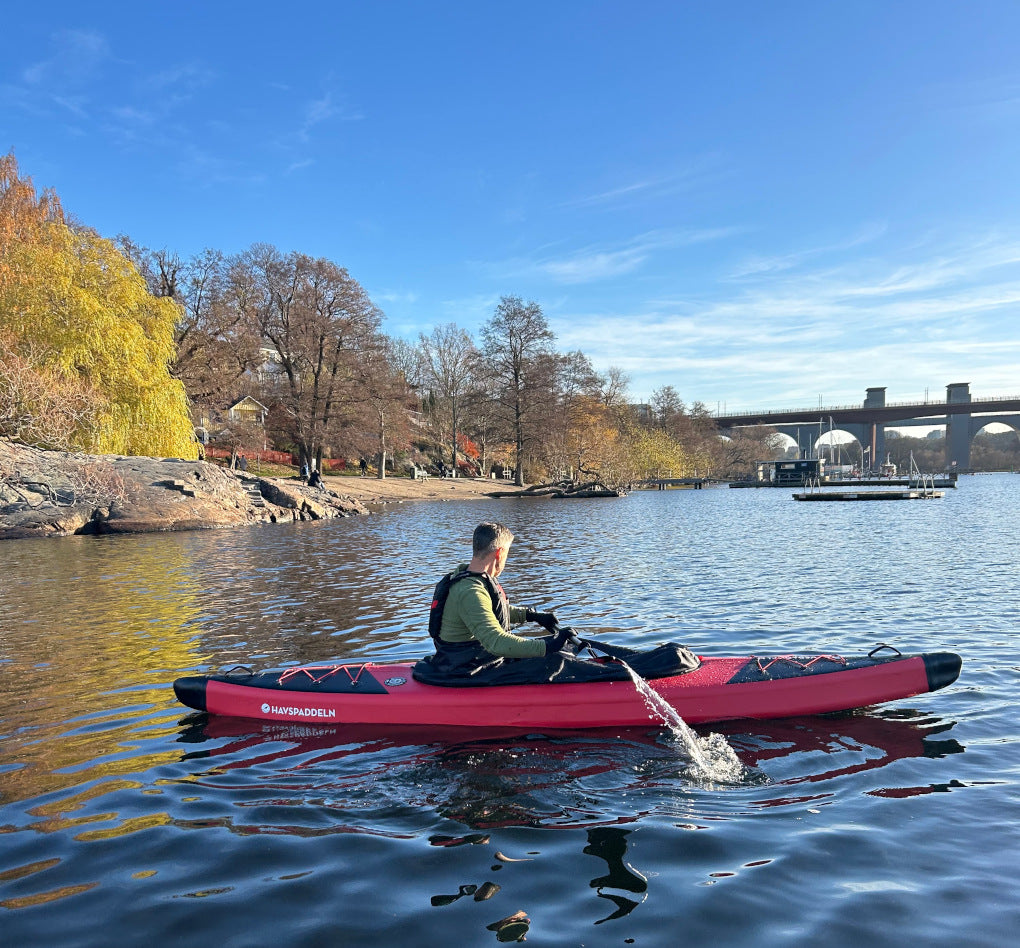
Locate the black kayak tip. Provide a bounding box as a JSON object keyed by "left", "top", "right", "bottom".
{"left": 923, "top": 652, "right": 962, "bottom": 693}
{"left": 173, "top": 676, "right": 208, "bottom": 712}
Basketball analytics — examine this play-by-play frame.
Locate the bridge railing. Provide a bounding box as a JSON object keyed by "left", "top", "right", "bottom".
{"left": 712, "top": 393, "right": 1020, "bottom": 420}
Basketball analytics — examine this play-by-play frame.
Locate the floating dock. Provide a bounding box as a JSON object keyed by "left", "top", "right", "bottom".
{"left": 792, "top": 488, "right": 945, "bottom": 501}
{"left": 821, "top": 477, "right": 956, "bottom": 488}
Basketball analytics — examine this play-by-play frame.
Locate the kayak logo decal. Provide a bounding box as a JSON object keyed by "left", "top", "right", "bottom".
{"left": 384, "top": 677, "right": 407, "bottom": 687}
{"left": 260, "top": 701, "right": 337, "bottom": 719}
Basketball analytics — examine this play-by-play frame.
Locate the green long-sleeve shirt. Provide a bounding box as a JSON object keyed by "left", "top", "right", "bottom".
{"left": 438, "top": 565, "right": 547, "bottom": 658}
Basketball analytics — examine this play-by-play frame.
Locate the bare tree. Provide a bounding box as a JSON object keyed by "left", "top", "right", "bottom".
{"left": 176, "top": 249, "right": 260, "bottom": 407}
{"left": 419, "top": 323, "right": 479, "bottom": 477}
{"left": 480, "top": 296, "right": 555, "bottom": 486}
{"left": 358, "top": 337, "right": 415, "bottom": 479}
{"left": 601, "top": 365, "right": 631, "bottom": 410}
{"left": 232, "top": 245, "right": 382, "bottom": 471}
{"left": 650, "top": 385, "right": 686, "bottom": 430}
{"left": 462, "top": 371, "right": 501, "bottom": 478}
{"left": 119, "top": 240, "right": 259, "bottom": 410}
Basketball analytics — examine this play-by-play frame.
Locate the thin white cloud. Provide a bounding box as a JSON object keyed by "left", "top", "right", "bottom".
{"left": 373, "top": 289, "right": 419, "bottom": 306}
{"left": 728, "top": 222, "right": 889, "bottom": 279}
{"left": 435, "top": 293, "right": 504, "bottom": 327}
{"left": 541, "top": 246, "right": 649, "bottom": 283}
{"left": 297, "top": 88, "right": 363, "bottom": 142}
{"left": 110, "top": 105, "right": 155, "bottom": 126}
{"left": 562, "top": 155, "right": 729, "bottom": 209}
{"left": 7, "top": 29, "right": 112, "bottom": 121}
{"left": 21, "top": 29, "right": 110, "bottom": 88}
{"left": 141, "top": 63, "right": 215, "bottom": 95}
{"left": 490, "top": 226, "right": 742, "bottom": 286}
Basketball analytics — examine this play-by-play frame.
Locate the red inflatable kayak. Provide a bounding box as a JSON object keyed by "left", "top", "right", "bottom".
{"left": 173, "top": 646, "right": 961, "bottom": 728}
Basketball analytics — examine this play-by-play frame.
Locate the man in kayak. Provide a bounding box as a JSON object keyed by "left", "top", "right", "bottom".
{"left": 414, "top": 520, "right": 702, "bottom": 686}
{"left": 422, "top": 521, "right": 575, "bottom": 681}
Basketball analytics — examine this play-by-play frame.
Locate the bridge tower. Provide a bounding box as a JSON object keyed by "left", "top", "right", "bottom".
{"left": 841, "top": 387, "right": 887, "bottom": 470}
{"left": 946, "top": 382, "right": 971, "bottom": 471}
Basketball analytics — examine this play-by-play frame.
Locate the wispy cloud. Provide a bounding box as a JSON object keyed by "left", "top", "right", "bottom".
{"left": 490, "top": 226, "right": 742, "bottom": 285}
{"left": 6, "top": 30, "right": 362, "bottom": 185}
{"left": 541, "top": 245, "right": 649, "bottom": 283}
{"left": 21, "top": 29, "right": 111, "bottom": 88}
{"left": 373, "top": 289, "right": 419, "bottom": 306}
{"left": 562, "top": 155, "right": 728, "bottom": 210}
{"left": 297, "top": 88, "right": 363, "bottom": 142}
{"left": 436, "top": 293, "right": 504, "bottom": 326}
{"left": 5, "top": 29, "right": 112, "bottom": 121}
{"left": 5, "top": 29, "right": 221, "bottom": 157}
{"left": 142, "top": 63, "right": 215, "bottom": 95}
{"left": 728, "top": 222, "right": 889, "bottom": 279}
{"left": 171, "top": 143, "right": 268, "bottom": 187}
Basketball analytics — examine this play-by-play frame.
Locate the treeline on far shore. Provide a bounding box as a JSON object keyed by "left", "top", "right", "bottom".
{"left": 4, "top": 152, "right": 1014, "bottom": 487}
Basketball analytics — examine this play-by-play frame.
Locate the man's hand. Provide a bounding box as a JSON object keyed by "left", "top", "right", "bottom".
{"left": 545, "top": 626, "right": 574, "bottom": 653}
{"left": 526, "top": 609, "right": 558, "bottom": 632}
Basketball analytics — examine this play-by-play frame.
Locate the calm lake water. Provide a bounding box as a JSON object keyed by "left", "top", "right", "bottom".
{"left": 2, "top": 476, "right": 1018, "bottom": 946}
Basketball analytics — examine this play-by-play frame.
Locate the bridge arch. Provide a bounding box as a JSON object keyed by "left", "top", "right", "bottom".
{"left": 974, "top": 419, "right": 1020, "bottom": 439}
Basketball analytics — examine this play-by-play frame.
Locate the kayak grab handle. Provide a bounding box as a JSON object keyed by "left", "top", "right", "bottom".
{"left": 868, "top": 643, "right": 903, "bottom": 659}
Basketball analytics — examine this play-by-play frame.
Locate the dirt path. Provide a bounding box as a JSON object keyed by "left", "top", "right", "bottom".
{"left": 326, "top": 474, "right": 527, "bottom": 504}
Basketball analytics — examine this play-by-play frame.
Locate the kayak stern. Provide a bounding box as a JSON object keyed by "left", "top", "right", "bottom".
{"left": 174, "top": 676, "right": 208, "bottom": 712}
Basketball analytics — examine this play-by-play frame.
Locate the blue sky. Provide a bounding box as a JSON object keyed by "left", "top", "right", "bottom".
{"left": 4, "top": 2, "right": 1020, "bottom": 411}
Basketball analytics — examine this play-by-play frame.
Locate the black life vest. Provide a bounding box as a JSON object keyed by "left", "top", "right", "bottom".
{"left": 429, "top": 569, "right": 509, "bottom": 642}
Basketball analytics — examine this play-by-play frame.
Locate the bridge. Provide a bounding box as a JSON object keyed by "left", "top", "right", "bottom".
{"left": 714, "top": 383, "right": 1020, "bottom": 470}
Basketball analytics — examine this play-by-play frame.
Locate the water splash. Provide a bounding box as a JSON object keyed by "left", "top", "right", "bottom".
{"left": 621, "top": 663, "right": 745, "bottom": 784}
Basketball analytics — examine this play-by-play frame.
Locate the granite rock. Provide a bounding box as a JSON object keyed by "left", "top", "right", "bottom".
{"left": 0, "top": 440, "right": 368, "bottom": 540}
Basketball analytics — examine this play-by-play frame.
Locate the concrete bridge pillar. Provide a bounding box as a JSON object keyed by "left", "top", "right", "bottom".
{"left": 946, "top": 382, "right": 972, "bottom": 471}
{"left": 861, "top": 387, "right": 886, "bottom": 469}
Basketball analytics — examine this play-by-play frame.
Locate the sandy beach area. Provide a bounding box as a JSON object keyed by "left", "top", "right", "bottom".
{"left": 325, "top": 473, "right": 527, "bottom": 505}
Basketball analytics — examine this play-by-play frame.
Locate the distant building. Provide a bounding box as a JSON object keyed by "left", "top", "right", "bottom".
{"left": 254, "top": 347, "right": 286, "bottom": 385}
{"left": 227, "top": 396, "right": 268, "bottom": 426}
{"left": 773, "top": 457, "right": 823, "bottom": 486}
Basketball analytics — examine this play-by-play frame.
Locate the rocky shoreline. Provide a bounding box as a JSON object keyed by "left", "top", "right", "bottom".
{"left": 0, "top": 440, "right": 369, "bottom": 540}
{"left": 0, "top": 440, "right": 533, "bottom": 541}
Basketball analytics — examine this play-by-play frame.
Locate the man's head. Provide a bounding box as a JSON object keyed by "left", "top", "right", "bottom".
{"left": 472, "top": 521, "right": 514, "bottom": 555}
{"left": 471, "top": 522, "right": 514, "bottom": 577}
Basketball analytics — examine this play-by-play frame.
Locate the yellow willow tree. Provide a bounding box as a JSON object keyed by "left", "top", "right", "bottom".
{"left": 625, "top": 424, "right": 694, "bottom": 480}
{"left": 561, "top": 394, "right": 632, "bottom": 487}
{"left": 0, "top": 153, "right": 196, "bottom": 457}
